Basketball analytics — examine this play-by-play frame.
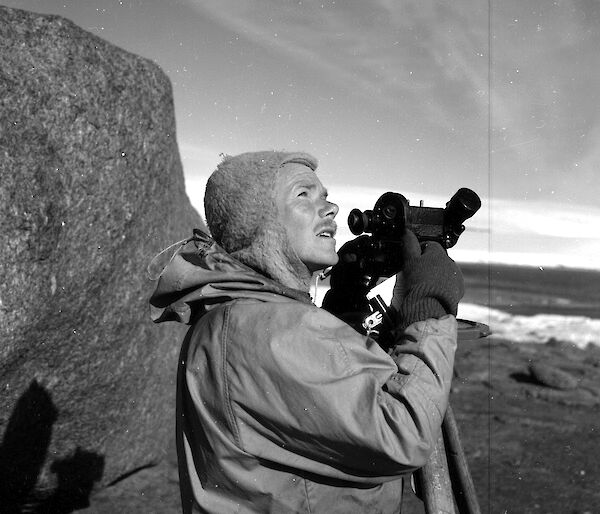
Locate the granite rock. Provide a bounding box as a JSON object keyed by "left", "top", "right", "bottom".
{"left": 0, "top": 6, "right": 204, "bottom": 509}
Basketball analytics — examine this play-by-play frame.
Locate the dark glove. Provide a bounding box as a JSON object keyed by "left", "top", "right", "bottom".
{"left": 395, "top": 238, "right": 464, "bottom": 330}
{"left": 321, "top": 235, "right": 373, "bottom": 321}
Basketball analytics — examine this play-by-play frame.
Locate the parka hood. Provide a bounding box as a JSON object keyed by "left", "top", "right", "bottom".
{"left": 148, "top": 230, "right": 312, "bottom": 325}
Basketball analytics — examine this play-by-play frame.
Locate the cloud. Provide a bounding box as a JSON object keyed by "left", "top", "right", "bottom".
{"left": 185, "top": 1, "right": 378, "bottom": 94}
{"left": 180, "top": 0, "right": 600, "bottom": 242}
{"left": 487, "top": 2, "right": 600, "bottom": 194}
{"left": 185, "top": 0, "right": 489, "bottom": 126}
{"left": 496, "top": 203, "right": 600, "bottom": 240}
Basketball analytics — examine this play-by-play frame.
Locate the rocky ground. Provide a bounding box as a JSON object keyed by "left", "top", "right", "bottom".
{"left": 76, "top": 335, "right": 600, "bottom": 514}
{"left": 404, "top": 337, "right": 600, "bottom": 514}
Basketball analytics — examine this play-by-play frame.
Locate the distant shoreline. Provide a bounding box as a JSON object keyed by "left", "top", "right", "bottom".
{"left": 456, "top": 260, "right": 600, "bottom": 274}
{"left": 458, "top": 262, "right": 600, "bottom": 319}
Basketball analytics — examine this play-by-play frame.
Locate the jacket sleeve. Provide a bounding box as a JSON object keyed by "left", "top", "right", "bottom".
{"left": 224, "top": 302, "right": 457, "bottom": 484}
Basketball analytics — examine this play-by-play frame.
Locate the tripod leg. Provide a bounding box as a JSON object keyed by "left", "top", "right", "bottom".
{"left": 443, "top": 404, "right": 481, "bottom": 514}
{"left": 413, "top": 430, "right": 456, "bottom": 514}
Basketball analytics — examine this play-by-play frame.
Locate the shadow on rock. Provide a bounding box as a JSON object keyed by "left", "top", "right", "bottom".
{"left": 0, "top": 381, "right": 57, "bottom": 512}
{"left": 0, "top": 381, "right": 105, "bottom": 513}
{"left": 509, "top": 371, "right": 539, "bottom": 385}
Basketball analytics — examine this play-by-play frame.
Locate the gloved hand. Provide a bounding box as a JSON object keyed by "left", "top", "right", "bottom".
{"left": 321, "top": 235, "right": 373, "bottom": 321}
{"left": 391, "top": 231, "right": 464, "bottom": 330}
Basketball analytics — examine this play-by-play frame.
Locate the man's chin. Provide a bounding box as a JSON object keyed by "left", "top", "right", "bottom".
{"left": 308, "top": 254, "right": 339, "bottom": 274}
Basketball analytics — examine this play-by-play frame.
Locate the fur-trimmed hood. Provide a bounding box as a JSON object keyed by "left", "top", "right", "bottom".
{"left": 148, "top": 230, "right": 312, "bottom": 325}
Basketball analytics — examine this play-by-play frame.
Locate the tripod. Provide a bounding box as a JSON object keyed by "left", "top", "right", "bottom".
{"left": 410, "top": 318, "right": 488, "bottom": 514}
{"left": 407, "top": 319, "right": 487, "bottom": 514}
{"left": 413, "top": 404, "right": 480, "bottom": 514}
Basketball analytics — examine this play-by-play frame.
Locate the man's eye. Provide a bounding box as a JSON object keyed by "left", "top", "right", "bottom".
{"left": 298, "top": 191, "right": 308, "bottom": 197}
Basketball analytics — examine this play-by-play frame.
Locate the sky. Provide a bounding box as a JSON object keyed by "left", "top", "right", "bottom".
{"left": 5, "top": 0, "right": 600, "bottom": 269}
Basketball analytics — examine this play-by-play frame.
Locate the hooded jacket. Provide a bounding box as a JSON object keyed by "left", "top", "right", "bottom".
{"left": 149, "top": 231, "right": 457, "bottom": 514}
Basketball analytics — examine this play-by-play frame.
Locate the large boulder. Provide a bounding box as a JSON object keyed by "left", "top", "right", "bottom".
{"left": 0, "top": 6, "right": 204, "bottom": 511}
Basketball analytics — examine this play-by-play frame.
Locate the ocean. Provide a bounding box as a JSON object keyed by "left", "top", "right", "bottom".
{"left": 458, "top": 263, "right": 600, "bottom": 348}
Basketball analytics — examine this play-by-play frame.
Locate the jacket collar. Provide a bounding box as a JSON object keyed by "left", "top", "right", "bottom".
{"left": 148, "top": 230, "right": 313, "bottom": 324}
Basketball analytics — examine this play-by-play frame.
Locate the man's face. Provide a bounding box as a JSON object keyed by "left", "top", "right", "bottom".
{"left": 275, "top": 163, "right": 339, "bottom": 273}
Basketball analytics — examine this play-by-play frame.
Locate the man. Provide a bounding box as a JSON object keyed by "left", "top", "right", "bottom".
{"left": 149, "top": 150, "right": 463, "bottom": 513}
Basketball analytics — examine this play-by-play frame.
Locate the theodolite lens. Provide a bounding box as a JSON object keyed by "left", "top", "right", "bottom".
{"left": 348, "top": 208, "right": 372, "bottom": 235}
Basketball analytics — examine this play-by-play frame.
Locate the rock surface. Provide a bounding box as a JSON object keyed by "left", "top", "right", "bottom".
{"left": 0, "top": 6, "right": 204, "bottom": 511}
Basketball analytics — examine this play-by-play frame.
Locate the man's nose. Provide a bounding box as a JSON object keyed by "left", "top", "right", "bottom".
{"left": 320, "top": 200, "right": 339, "bottom": 218}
